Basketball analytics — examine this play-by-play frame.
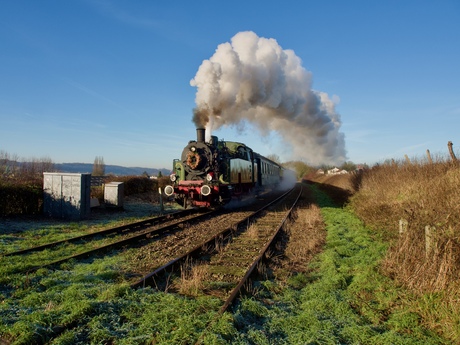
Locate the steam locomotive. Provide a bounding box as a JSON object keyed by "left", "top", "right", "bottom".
{"left": 164, "top": 128, "right": 284, "bottom": 208}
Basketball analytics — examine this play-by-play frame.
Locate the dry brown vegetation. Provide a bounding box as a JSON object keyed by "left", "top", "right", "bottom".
{"left": 306, "top": 159, "right": 460, "bottom": 294}
{"left": 307, "top": 157, "right": 460, "bottom": 340}
{"left": 306, "top": 172, "right": 356, "bottom": 193}
{"left": 270, "top": 188, "right": 326, "bottom": 282}
{"left": 348, "top": 159, "right": 460, "bottom": 294}
{"left": 176, "top": 260, "right": 209, "bottom": 297}
{"left": 281, "top": 204, "right": 326, "bottom": 274}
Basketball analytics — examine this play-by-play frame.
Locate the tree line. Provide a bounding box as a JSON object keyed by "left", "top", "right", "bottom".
{"left": 0, "top": 150, "right": 107, "bottom": 180}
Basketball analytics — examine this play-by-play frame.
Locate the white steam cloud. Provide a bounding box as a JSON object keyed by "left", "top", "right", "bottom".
{"left": 190, "top": 31, "right": 346, "bottom": 165}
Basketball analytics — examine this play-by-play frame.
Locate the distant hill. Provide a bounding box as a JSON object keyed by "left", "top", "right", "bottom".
{"left": 54, "top": 163, "right": 170, "bottom": 177}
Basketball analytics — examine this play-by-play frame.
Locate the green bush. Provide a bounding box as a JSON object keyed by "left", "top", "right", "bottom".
{"left": 0, "top": 182, "right": 42, "bottom": 216}
{"left": 106, "top": 176, "right": 157, "bottom": 195}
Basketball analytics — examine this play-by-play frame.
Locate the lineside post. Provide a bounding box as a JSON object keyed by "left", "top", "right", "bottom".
{"left": 159, "top": 187, "right": 164, "bottom": 215}
{"left": 448, "top": 141, "right": 457, "bottom": 162}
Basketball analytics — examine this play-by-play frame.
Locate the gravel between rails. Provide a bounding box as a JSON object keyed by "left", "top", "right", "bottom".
{"left": 122, "top": 188, "right": 291, "bottom": 280}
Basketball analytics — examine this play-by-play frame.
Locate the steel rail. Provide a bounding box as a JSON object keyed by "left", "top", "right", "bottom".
{"left": 3, "top": 209, "right": 198, "bottom": 257}
{"left": 194, "top": 185, "right": 302, "bottom": 345}
{"left": 130, "top": 186, "right": 296, "bottom": 289}
{"left": 219, "top": 184, "right": 303, "bottom": 313}
{"left": 19, "top": 209, "right": 216, "bottom": 274}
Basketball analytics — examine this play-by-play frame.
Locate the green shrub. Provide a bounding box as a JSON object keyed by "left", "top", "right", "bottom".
{"left": 105, "top": 176, "right": 157, "bottom": 195}
{"left": 0, "top": 181, "right": 42, "bottom": 216}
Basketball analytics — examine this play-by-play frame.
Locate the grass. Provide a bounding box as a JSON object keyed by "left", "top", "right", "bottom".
{"left": 1, "top": 252, "right": 223, "bottom": 344}
{"left": 1, "top": 162, "right": 458, "bottom": 344}
{"left": 0, "top": 197, "right": 181, "bottom": 254}
{"left": 346, "top": 158, "right": 460, "bottom": 342}
{"left": 199, "top": 185, "right": 450, "bottom": 344}
{"left": 0, "top": 199, "right": 182, "bottom": 279}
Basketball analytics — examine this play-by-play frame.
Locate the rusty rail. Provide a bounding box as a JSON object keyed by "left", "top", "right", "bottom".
{"left": 16, "top": 209, "right": 216, "bottom": 274}
{"left": 2, "top": 209, "right": 199, "bottom": 257}
{"left": 130, "top": 187, "right": 296, "bottom": 289}
{"left": 193, "top": 184, "right": 303, "bottom": 344}
{"left": 219, "top": 185, "right": 302, "bottom": 312}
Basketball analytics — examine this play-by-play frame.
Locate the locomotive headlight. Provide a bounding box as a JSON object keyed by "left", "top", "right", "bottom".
{"left": 206, "top": 173, "right": 213, "bottom": 181}
{"left": 201, "top": 185, "right": 211, "bottom": 196}
{"left": 164, "top": 185, "right": 174, "bottom": 196}
{"left": 190, "top": 146, "right": 196, "bottom": 152}
{"left": 170, "top": 174, "right": 176, "bottom": 182}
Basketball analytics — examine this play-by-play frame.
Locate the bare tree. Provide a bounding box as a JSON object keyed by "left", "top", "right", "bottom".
{"left": 21, "top": 156, "right": 55, "bottom": 177}
{"left": 92, "top": 156, "right": 106, "bottom": 176}
{"left": 0, "top": 150, "right": 19, "bottom": 177}
{"left": 283, "top": 160, "right": 313, "bottom": 180}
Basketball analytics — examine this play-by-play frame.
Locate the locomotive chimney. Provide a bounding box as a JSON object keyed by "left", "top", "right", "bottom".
{"left": 196, "top": 127, "right": 205, "bottom": 143}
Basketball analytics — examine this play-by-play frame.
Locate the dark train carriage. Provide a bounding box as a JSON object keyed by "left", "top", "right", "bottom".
{"left": 255, "top": 154, "right": 282, "bottom": 188}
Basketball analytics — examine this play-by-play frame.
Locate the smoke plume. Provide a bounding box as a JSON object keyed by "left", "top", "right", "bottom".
{"left": 190, "top": 31, "right": 346, "bottom": 165}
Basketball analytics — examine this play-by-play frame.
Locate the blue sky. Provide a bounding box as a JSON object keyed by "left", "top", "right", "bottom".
{"left": 1, "top": 0, "right": 459, "bottom": 169}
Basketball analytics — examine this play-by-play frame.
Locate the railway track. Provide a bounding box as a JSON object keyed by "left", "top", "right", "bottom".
{"left": 131, "top": 184, "right": 303, "bottom": 315}
{"left": 0, "top": 186, "right": 302, "bottom": 345}
{"left": 213, "top": 185, "right": 302, "bottom": 310}
{"left": 2, "top": 208, "right": 216, "bottom": 274}
{"left": 2, "top": 208, "right": 199, "bottom": 257}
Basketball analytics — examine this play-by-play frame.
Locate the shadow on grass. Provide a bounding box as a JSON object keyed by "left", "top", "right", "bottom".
{"left": 302, "top": 179, "right": 353, "bottom": 208}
